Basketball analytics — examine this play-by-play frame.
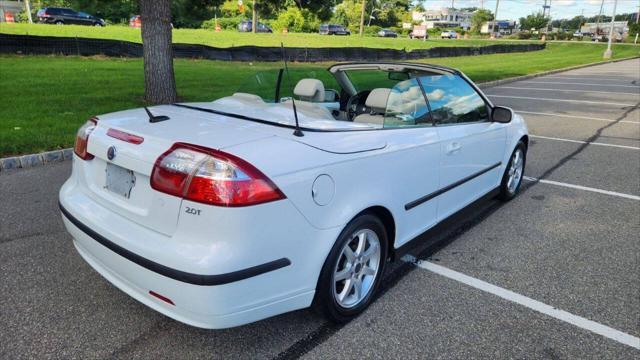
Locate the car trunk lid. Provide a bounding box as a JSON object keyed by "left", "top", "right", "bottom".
{"left": 82, "top": 105, "right": 274, "bottom": 236}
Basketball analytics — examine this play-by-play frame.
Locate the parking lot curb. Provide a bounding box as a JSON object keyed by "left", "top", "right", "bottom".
{"left": 477, "top": 55, "right": 640, "bottom": 89}
{"left": 0, "top": 149, "right": 73, "bottom": 173}
{"left": 1, "top": 55, "right": 638, "bottom": 173}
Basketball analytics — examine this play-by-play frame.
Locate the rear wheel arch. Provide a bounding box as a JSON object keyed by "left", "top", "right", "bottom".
{"left": 355, "top": 206, "right": 396, "bottom": 260}
{"left": 520, "top": 135, "right": 529, "bottom": 151}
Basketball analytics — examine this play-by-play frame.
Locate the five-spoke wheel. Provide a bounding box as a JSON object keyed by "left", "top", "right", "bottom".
{"left": 332, "top": 229, "right": 381, "bottom": 309}
{"left": 499, "top": 140, "right": 527, "bottom": 200}
{"left": 314, "top": 214, "right": 388, "bottom": 323}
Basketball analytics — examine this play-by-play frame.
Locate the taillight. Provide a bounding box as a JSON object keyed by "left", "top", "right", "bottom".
{"left": 74, "top": 118, "right": 98, "bottom": 160}
{"left": 107, "top": 128, "right": 144, "bottom": 144}
{"left": 150, "top": 143, "right": 286, "bottom": 207}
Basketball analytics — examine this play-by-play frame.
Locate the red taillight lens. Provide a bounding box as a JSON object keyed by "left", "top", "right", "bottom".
{"left": 150, "top": 143, "right": 286, "bottom": 207}
{"left": 74, "top": 118, "right": 98, "bottom": 160}
{"left": 107, "top": 128, "right": 144, "bottom": 144}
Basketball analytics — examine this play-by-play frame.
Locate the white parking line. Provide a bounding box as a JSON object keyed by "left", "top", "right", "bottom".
{"left": 515, "top": 111, "right": 640, "bottom": 124}
{"left": 405, "top": 258, "right": 640, "bottom": 350}
{"left": 520, "top": 81, "right": 640, "bottom": 88}
{"left": 530, "top": 135, "right": 640, "bottom": 150}
{"left": 494, "top": 86, "right": 639, "bottom": 96}
{"left": 545, "top": 76, "right": 639, "bottom": 83}
{"left": 487, "top": 95, "right": 635, "bottom": 107}
{"left": 523, "top": 176, "right": 640, "bottom": 201}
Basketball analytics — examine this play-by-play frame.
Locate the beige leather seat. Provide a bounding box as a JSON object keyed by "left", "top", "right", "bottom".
{"left": 294, "top": 79, "right": 325, "bottom": 102}
{"left": 353, "top": 88, "right": 391, "bottom": 126}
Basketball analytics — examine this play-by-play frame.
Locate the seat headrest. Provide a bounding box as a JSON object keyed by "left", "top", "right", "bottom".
{"left": 365, "top": 88, "right": 391, "bottom": 112}
{"left": 294, "top": 79, "right": 325, "bottom": 102}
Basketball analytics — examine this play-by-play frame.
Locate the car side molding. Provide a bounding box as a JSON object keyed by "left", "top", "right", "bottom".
{"left": 59, "top": 203, "right": 291, "bottom": 286}
{"left": 405, "top": 162, "right": 502, "bottom": 211}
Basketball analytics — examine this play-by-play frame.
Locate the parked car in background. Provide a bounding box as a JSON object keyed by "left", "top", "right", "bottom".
{"left": 129, "top": 15, "right": 141, "bottom": 28}
{"left": 440, "top": 30, "right": 458, "bottom": 39}
{"left": 592, "top": 32, "right": 622, "bottom": 42}
{"left": 319, "top": 24, "right": 351, "bottom": 35}
{"left": 36, "top": 7, "right": 105, "bottom": 26}
{"left": 408, "top": 27, "right": 428, "bottom": 39}
{"left": 377, "top": 29, "right": 398, "bottom": 38}
{"left": 572, "top": 31, "right": 583, "bottom": 39}
{"left": 59, "top": 61, "right": 528, "bottom": 329}
{"left": 238, "top": 20, "right": 272, "bottom": 33}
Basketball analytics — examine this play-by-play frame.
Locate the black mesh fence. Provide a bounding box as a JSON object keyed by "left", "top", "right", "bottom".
{"left": 0, "top": 34, "right": 546, "bottom": 62}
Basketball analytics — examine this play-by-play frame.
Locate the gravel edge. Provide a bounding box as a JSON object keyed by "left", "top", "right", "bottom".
{"left": 1, "top": 55, "right": 638, "bottom": 173}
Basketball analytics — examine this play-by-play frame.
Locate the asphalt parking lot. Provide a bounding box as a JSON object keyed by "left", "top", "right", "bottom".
{"left": 1, "top": 59, "right": 639, "bottom": 359}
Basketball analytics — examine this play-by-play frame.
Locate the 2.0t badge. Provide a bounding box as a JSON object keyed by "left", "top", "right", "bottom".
{"left": 107, "top": 146, "right": 117, "bottom": 161}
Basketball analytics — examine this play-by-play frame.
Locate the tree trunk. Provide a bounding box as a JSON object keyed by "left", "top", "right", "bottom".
{"left": 140, "top": 0, "right": 177, "bottom": 104}
{"left": 359, "top": 0, "right": 366, "bottom": 36}
{"left": 252, "top": 0, "right": 257, "bottom": 33}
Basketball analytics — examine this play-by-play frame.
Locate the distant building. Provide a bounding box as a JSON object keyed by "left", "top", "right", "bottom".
{"left": 580, "top": 21, "right": 628, "bottom": 35}
{"left": 0, "top": 0, "right": 25, "bottom": 22}
{"left": 412, "top": 8, "right": 472, "bottom": 30}
{"left": 481, "top": 20, "right": 518, "bottom": 35}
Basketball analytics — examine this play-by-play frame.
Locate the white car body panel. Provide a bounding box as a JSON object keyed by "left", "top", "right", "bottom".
{"left": 59, "top": 64, "right": 529, "bottom": 329}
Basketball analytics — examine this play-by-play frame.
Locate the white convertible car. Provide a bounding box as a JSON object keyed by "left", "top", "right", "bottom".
{"left": 59, "top": 62, "right": 528, "bottom": 329}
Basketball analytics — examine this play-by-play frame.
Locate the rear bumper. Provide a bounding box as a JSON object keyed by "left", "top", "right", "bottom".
{"left": 60, "top": 204, "right": 291, "bottom": 286}
{"left": 58, "top": 170, "right": 339, "bottom": 328}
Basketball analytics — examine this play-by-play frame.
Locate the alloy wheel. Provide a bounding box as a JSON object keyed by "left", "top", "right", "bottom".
{"left": 332, "top": 229, "right": 381, "bottom": 309}
{"left": 507, "top": 148, "right": 524, "bottom": 194}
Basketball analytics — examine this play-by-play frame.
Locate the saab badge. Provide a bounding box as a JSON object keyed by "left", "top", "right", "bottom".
{"left": 107, "top": 146, "right": 117, "bottom": 161}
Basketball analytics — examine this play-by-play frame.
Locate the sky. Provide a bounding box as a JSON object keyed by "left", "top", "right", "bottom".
{"left": 418, "top": 0, "right": 640, "bottom": 21}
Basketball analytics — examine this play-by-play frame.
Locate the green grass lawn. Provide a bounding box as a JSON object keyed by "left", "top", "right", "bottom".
{"left": 0, "top": 42, "right": 637, "bottom": 157}
{"left": 0, "top": 22, "right": 538, "bottom": 50}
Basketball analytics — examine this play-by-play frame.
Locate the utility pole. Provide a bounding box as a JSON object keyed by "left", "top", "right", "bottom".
{"left": 480, "top": 0, "right": 484, "bottom": 10}
{"left": 595, "top": 0, "right": 604, "bottom": 36}
{"left": 493, "top": 0, "right": 500, "bottom": 38}
{"left": 24, "top": 0, "right": 33, "bottom": 23}
{"left": 359, "top": 0, "right": 366, "bottom": 36}
{"left": 451, "top": 0, "right": 454, "bottom": 9}
{"left": 603, "top": 0, "right": 618, "bottom": 59}
{"left": 252, "top": 0, "right": 257, "bottom": 33}
{"left": 547, "top": 0, "right": 552, "bottom": 33}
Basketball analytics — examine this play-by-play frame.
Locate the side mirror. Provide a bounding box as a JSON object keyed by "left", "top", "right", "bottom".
{"left": 324, "top": 89, "right": 340, "bottom": 102}
{"left": 492, "top": 106, "right": 512, "bottom": 123}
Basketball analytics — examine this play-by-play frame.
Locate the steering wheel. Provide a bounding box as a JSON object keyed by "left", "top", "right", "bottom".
{"left": 345, "top": 90, "right": 371, "bottom": 121}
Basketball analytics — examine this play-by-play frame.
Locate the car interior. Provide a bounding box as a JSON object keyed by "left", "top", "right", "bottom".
{"left": 223, "top": 63, "right": 481, "bottom": 129}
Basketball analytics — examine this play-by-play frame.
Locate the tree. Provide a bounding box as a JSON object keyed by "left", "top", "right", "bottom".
{"left": 470, "top": 9, "right": 493, "bottom": 33}
{"left": 140, "top": 0, "right": 177, "bottom": 104}
{"left": 519, "top": 12, "right": 550, "bottom": 31}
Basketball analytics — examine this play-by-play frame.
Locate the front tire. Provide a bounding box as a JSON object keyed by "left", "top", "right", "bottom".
{"left": 313, "top": 214, "right": 388, "bottom": 323}
{"left": 499, "top": 141, "right": 526, "bottom": 201}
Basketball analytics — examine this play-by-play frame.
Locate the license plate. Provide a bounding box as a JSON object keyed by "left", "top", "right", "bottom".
{"left": 105, "top": 163, "right": 136, "bottom": 199}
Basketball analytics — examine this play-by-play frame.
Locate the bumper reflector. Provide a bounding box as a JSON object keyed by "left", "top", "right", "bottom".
{"left": 149, "top": 290, "right": 175, "bottom": 305}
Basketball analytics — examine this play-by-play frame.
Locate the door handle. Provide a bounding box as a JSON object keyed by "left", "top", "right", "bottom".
{"left": 446, "top": 142, "right": 462, "bottom": 155}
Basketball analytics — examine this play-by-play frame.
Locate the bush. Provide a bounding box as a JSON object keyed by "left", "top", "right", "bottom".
{"left": 427, "top": 27, "right": 442, "bottom": 36}
{"left": 300, "top": 9, "right": 320, "bottom": 33}
{"left": 270, "top": 7, "right": 320, "bottom": 33}
{"left": 363, "top": 25, "right": 382, "bottom": 36}
{"left": 271, "top": 7, "right": 305, "bottom": 32}
{"left": 201, "top": 16, "right": 245, "bottom": 31}
{"left": 516, "top": 32, "right": 532, "bottom": 39}
{"left": 16, "top": 10, "right": 32, "bottom": 23}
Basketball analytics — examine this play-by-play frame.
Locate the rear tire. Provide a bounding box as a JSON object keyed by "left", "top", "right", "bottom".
{"left": 55, "top": 20, "right": 64, "bottom": 25}
{"left": 313, "top": 214, "right": 388, "bottom": 323}
{"left": 498, "top": 141, "right": 526, "bottom": 201}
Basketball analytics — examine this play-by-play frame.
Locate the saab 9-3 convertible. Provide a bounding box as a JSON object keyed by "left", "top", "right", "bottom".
{"left": 59, "top": 62, "right": 528, "bottom": 329}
